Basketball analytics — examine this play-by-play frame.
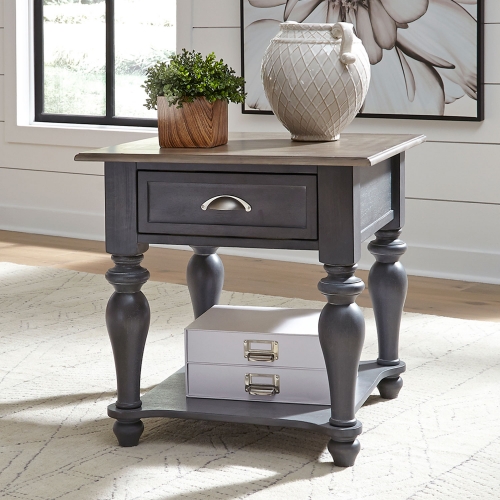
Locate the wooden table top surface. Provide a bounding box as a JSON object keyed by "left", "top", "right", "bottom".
{"left": 75, "top": 132, "right": 426, "bottom": 167}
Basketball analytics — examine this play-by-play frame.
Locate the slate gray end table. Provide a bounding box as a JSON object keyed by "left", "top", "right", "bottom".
{"left": 75, "top": 132, "right": 425, "bottom": 467}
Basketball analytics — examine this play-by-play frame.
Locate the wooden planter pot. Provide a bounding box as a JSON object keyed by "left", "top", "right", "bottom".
{"left": 157, "top": 96, "right": 228, "bottom": 148}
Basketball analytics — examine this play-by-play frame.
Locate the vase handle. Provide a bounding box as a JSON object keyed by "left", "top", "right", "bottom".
{"left": 332, "top": 22, "right": 356, "bottom": 65}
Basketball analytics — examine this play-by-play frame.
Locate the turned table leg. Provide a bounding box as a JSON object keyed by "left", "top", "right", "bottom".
{"left": 105, "top": 254, "right": 150, "bottom": 446}
{"left": 187, "top": 246, "right": 224, "bottom": 319}
{"left": 368, "top": 229, "right": 407, "bottom": 399}
{"left": 318, "top": 264, "right": 365, "bottom": 467}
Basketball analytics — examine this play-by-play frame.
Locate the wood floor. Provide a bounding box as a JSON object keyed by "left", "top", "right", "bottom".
{"left": 0, "top": 230, "right": 499, "bottom": 322}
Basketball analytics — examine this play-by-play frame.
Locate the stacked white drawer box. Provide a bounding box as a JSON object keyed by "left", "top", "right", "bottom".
{"left": 184, "top": 305, "right": 331, "bottom": 405}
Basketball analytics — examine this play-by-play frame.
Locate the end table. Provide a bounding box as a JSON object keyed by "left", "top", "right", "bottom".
{"left": 75, "top": 132, "right": 425, "bottom": 467}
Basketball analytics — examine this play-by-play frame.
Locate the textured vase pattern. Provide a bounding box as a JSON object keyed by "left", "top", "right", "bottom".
{"left": 262, "top": 22, "right": 371, "bottom": 142}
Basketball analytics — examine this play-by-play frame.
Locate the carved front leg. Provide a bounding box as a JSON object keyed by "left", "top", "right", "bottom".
{"left": 187, "top": 246, "right": 224, "bottom": 319}
{"left": 318, "top": 264, "right": 365, "bottom": 467}
{"left": 368, "top": 229, "right": 407, "bottom": 399}
{"left": 105, "top": 254, "right": 150, "bottom": 446}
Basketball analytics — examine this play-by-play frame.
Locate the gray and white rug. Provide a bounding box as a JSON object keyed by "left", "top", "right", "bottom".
{"left": 0, "top": 262, "right": 499, "bottom": 500}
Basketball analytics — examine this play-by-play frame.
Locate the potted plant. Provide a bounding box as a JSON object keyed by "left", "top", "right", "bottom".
{"left": 143, "top": 50, "right": 246, "bottom": 148}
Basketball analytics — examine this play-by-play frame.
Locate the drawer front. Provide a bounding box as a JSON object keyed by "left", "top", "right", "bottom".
{"left": 186, "top": 363, "right": 330, "bottom": 405}
{"left": 138, "top": 171, "right": 317, "bottom": 239}
{"left": 186, "top": 328, "right": 325, "bottom": 370}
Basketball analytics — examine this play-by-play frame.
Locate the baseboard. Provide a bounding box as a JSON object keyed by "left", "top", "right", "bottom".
{"left": 0, "top": 205, "right": 105, "bottom": 242}
{"left": 1, "top": 206, "right": 499, "bottom": 284}
{"left": 380, "top": 245, "right": 500, "bottom": 285}
{"left": 213, "top": 245, "right": 500, "bottom": 285}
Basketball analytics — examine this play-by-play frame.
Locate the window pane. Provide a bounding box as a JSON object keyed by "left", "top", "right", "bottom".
{"left": 43, "top": 0, "right": 106, "bottom": 116}
{"left": 114, "top": 0, "right": 176, "bottom": 118}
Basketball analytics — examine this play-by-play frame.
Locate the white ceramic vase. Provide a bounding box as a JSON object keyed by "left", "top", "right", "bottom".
{"left": 261, "top": 22, "right": 371, "bottom": 142}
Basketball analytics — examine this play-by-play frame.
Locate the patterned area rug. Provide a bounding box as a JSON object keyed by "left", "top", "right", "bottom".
{"left": 0, "top": 262, "right": 499, "bottom": 500}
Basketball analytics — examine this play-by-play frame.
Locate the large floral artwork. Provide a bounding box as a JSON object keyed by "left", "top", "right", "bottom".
{"left": 241, "top": 0, "right": 483, "bottom": 120}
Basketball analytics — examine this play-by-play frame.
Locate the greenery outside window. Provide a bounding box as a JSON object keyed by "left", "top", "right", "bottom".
{"left": 34, "top": 0, "right": 176, "bottom": 127}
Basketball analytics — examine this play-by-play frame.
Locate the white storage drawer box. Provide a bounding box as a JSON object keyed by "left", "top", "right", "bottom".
{"left": 184, "top": 305, "right": 330, "bottom": 405}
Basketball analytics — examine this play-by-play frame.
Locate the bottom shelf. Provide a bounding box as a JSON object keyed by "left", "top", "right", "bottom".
{"left": 108, "top": 360, "right": 405, "bottom": 440}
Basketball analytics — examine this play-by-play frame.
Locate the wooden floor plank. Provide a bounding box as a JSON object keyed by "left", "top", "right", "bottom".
{"left": 0, "top": 230, "right": 499, "bottom": 322}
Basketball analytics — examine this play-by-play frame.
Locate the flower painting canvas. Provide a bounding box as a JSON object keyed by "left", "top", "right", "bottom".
{"left": 241, "top": 0, "right": 483, "bottom": 120}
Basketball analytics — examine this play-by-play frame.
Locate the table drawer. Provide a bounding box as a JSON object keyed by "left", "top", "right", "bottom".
{"left": 138, "top": 171, "right": 317, "bottom": 239}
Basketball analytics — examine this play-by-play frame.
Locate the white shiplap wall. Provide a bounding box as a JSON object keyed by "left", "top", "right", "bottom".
{"left": 0, "top": 0, "right": 4, "bottom": 126}
{"left": 1, "top": 0, "right": 499, "bottom": 283}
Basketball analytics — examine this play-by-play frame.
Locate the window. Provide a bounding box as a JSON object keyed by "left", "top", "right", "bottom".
{"left": 34, "top": 0, "right": 176, "bottom": 127}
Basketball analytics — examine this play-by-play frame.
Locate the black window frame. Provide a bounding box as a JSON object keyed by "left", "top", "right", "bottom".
{"left": 34, "top": 0, "right": 158, "bottom": 127}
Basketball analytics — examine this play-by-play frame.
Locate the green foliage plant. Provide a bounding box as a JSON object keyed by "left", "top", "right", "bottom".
{"left": 143, "top": 49, "right": 246, "bottom": 110}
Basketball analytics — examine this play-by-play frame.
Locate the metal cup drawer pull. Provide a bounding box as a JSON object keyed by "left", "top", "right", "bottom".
{"left": 244, "top": 339, "right": 279, "bottom": 362}
{"left": 245, "top": 373, "right": 280, "bottom": 396}
{"left": 201, "top": 195, "right": 252, "bottom": 212}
